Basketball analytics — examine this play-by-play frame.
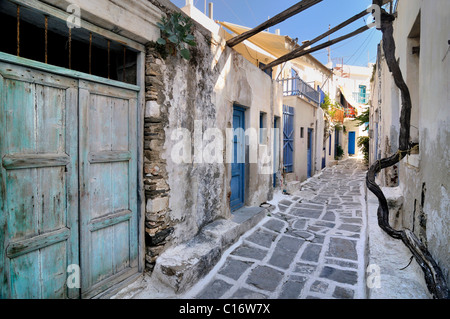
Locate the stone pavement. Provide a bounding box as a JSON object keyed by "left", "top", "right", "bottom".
{"left": 183, "top": 158, "right": 369, "bottom": 299}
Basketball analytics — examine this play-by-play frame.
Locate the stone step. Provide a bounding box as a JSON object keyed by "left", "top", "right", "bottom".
{"left": 150, "top": 206, "right": 268, "bottom": 294}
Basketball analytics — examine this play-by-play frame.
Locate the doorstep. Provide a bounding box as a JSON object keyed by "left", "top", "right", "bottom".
{"left": 114, "top": 205, "right": 269, "bottom": 298}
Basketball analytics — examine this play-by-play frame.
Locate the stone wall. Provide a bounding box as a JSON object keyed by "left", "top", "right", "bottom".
{"left": 143, "top": 46, "right": 173, "bottom": 271}
{"left": 142, "top": 1, "right": 282, "bottom": 271}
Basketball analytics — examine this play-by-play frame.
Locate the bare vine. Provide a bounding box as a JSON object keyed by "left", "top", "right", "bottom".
{"left": 367, "top": 4, "right": 449, "bottom": 299}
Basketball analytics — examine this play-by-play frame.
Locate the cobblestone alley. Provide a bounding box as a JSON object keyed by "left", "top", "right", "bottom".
{"left": 183, "top": 158, "right": 369, "bottom": 299}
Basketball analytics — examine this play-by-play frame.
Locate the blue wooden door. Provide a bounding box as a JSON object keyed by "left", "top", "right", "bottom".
{"left": 348, "top": 131, "right": 356, "bottom": 155}
{"left": 230, "top": 106, "right": 245, "bottom": 211}
{"left": 79, "top": 80, "right": 139, "bottom": 298}
{"left": 283, "top": 105, "right": 294, "bottom": 173}
{"left": 0, "top": 62, "right": 79, "bottom": 298}
{"left": 273, "top": 117, "right": 279, "bottom": 187}
{"left": 307, "top": 128, "right": 313, "bottom": 178}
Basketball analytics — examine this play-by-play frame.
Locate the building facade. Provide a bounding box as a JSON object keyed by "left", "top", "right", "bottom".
{"left": 0, "top": 0, "right": 283, "bottom": 298}
{"left": 369, "top": 0, "right": 449, "bottom": 286}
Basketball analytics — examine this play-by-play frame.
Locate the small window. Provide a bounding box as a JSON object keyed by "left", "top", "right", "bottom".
{"left": 300, "top": 127, "right": 304, "bottom": 138}
{"left": 260, "top": 112, "right": 267, "bottom": 144}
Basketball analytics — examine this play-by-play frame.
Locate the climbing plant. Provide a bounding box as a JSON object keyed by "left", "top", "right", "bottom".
{"left": 353, "top": 108, "right": 370, "bottom": 161}
{"left": 156, "top": 12, "right": 197, "bottom": 60}
{"left": 357, "top": 136, "right": 369, "bottom": 163}
{"left": 335, "top": 145, "right": 344, "bottom": 160}
{"left": 353, "top": 108, "right": 370, "bottom": 131}
{"left": 320, "top": 93, "right": 340, "bottom": 118}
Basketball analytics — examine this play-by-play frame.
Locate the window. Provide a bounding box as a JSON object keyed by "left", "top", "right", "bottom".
{"left": 0, "top": 3, "right": 137, "bottom": 84}
{"left": 300, "top": 127, "right": 304, "bottom": 138}
{"left": 259, "top": 112, "right": 267, "bottom": 144}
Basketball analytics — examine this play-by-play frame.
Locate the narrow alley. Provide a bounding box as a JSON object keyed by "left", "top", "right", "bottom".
{"left": 1, "top": 0, "right": 448, "bottom": 302}
{"left": 182, "top": 158, "right": 368, "bottom": 299}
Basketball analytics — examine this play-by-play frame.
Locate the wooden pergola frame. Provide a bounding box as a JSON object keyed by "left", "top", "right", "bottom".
{"left": 226, "top": 0, "right": 395, "bottom": 70}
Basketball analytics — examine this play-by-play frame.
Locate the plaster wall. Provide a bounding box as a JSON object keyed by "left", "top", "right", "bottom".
{"left": 283, "top": 95, "right": 318, "bottom": 182}
{"left": 370, "top": 0, "right": 450, "bottom": 285}
{"left": 159, "top": 26, "right": 283, "bottom": 246}
{"left": 42, "top": 0, "right": 162, "bottom": 43}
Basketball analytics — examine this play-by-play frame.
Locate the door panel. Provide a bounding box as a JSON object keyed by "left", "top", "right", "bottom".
{"left": 273, "top": 117, "right": 279, "bottom": 187}
{"left": 230, "top": 107, "right": 245, "bottom": 211}
{"left": 78, "top": 80, "right": 138, "bottom": 298}
{"left": 0, "top": 62, "right": 79, "bottom": 299}
{"left": 307, "top": 128, "right": 313, "bottom": 178}
{"left": 348, "top": 131, "right": 356, "bottom": 155}
{"left": 283, "top": 105, "right": 294, "bottom": 173}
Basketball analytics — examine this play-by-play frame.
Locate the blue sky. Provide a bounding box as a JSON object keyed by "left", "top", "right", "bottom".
{"left": 170, "top": 0, "right": 382, "bottom": 67}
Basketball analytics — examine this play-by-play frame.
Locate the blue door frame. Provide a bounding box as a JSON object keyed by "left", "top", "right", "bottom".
{"left": 307, "top": 128, "right": 313, "bottom": 178}
{"left": 348, "top": 131, "right": 356, "bottom": 155}
{"left": 231, "top": 106, "right": 245, "bottom": 211}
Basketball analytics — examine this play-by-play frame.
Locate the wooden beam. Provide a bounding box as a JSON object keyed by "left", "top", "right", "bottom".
{"left": 227, "top": 0, "right": 323, "bottom": 47}
{"left": 262, "top": 25, "right": 370, "bottom": 70}
{"left": 262, "top": 9, "right": 368, "bottom": 70}
{"left": 8, "top": 0, "right": 145, "bottom": 52}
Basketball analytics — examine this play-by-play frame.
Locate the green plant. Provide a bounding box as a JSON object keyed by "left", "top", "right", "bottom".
{"left": 335, "top": 145, "right": 344, "bottom": 160}
{"left": 353, "top": 108, "right": 370, "bottom": 131}
{"left": 320, "top": 94, "right": 340, "bottom": 117}
{"left": 357, "top": 136, "right": 370, "bottom": 163}
{"left": 156, "top": 12, "right": 197, "bottom": 60}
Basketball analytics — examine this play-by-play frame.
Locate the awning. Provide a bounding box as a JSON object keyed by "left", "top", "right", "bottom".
{"left": 338, "top": 85, "right": 366, "bottom": 112}
{"left": 219, "top": 21, "right": 320, "bottom": 69}
{"left": 219, "top": 21, "right": 294, "bottom": 57}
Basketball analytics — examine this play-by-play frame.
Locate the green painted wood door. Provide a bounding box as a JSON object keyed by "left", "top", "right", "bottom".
{"left": 0, "top": 58, "right": 139, "bottom": 299}
{"left": 78, "top": 80, "right": 138, "bottom": 298}
{"left": 0, "top": 62, "right": 79, "bottom": 299}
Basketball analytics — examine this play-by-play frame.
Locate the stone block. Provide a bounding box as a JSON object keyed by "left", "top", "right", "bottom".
{"left": 145, "top": 100, "right": 160, "bottom": 118}
{"left": 279, "top": 276, "right": 306, "bottom": 299}
{"left": 151, "top": 237, "right": 222, "bottom": 293}
{"left": 326, "top": 237, "right": 358, "bottom": 260}
{"left": 146, "top": 196, "right": 169, "bottom": 213}
{"left": 246, "top": 266, "right": 283, "bottom": 292}
{"left": 196, "top": 279, "right": 232, "bottom": 299}
{"left": 319, "top": 266, "right": 358, "bottom": 285}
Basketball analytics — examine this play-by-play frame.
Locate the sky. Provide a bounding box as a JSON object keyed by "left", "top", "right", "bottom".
{"left": 170, "top": 0, "right": 383, "bottom": 67}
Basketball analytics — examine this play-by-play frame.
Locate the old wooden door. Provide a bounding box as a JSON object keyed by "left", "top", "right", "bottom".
{"left": 0, "top": 55, "right": 140, "bottom": 299}
{"left": 0, "top": 62, "right": 79, "bottom": 298}
{"left": 78, "top": 80, "right": 138, "bottom": 298}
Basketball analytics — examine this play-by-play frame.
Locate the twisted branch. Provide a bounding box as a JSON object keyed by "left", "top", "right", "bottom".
{"left": 366, "top": 8, "right": 449, "bottom": 299}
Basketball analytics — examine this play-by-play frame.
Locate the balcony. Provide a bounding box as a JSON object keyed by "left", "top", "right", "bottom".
{"left": 279, "top": 76, "right": 320, "bottom": 106}
{"left": 331, "top": 107, "right": 344, "bottom": 123}
{"left": 352, "top": 92, "right": 370, "bottom": 104}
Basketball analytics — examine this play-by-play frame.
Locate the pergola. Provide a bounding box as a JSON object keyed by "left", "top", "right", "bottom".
{"left": 226, "top": 0, "right": 393, "bottom": 70}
